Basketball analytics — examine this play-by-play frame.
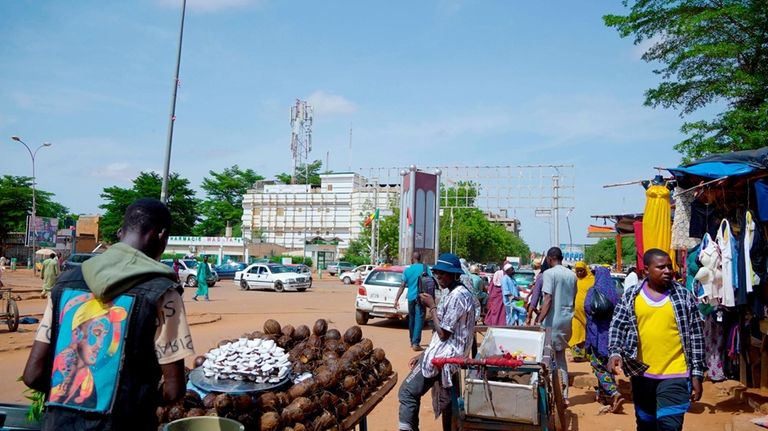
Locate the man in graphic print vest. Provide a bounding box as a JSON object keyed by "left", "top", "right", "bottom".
{"left": 23, "top": 198, "right": 194, "bottom": 430}
{"left": 608, "top": 248, "right": 705, "bottom": 431}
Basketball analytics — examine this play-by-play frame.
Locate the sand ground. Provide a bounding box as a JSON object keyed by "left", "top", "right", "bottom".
{"left": 0, "top": 269, "right": 763, "bottom": 430}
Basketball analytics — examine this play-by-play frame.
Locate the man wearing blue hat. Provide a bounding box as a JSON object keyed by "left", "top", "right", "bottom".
{"left": 398, "top": 253, "right": 477, "bottom": 431}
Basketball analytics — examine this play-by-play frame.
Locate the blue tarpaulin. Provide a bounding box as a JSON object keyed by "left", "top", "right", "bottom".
{"left": 668, "top": 146, "right": 768, "bottom": 181}
{"left": 668, "top": 162, "right": 755, "bottom": 179}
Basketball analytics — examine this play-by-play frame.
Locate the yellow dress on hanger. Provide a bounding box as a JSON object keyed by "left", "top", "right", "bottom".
{"left": 642, "top": 184, "right": 675, "bottom": 265}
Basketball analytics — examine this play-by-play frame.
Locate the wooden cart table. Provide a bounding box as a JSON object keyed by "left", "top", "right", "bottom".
{"left": 341, "top": 372, "right": 398, "bottom": 431}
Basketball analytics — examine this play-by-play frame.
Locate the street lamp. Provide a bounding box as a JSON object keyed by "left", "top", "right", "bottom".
{"left": 11, "top": 136, "right": 52, "bottom": 275}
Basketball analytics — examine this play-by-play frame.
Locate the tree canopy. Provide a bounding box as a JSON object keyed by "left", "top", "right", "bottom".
{"left": 604, "top": 0, "right": 768, "bottom": 162}
{"left": 276, "top": 160, "right": 326, "bottom": 186}
{"left": 0, "top": 175, "right": 69, "bottom": 251}
{"left": 584, "top": 236, "right": 637, "bottom": 266}
{"left": 193, "top": 165, "right": 263, "bottom": 237}
{"left": 99, "top": 171, "right": 200, "bottom": 242}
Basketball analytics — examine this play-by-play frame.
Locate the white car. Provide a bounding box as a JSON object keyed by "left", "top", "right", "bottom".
{"left": 160, "top": 259, "right": 218, "bottom": 288}
{"left": 234, "top": 263, "right": 311, "bottom": 292}
{"left": 339, "top": 264, "right": 376, "bottom": 285}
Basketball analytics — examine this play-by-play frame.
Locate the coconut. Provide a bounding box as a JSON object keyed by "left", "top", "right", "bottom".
{"left": 202, "top": 393, "right": 218, "bottom": 409}
{"left": 183, "top": 390, "right": 203, "bottom": 409}
{"left": 167, "top": 404, "right": 186, "bottom": 422}
{"left": 371, "top": 347, "right": 386, "bottom": 362}
{"left": 156, "top": 406, "right": 168, "bottom": 424}
{"left": 342, "top": 326, "right": 363, "bottom": 345}
{"left": 281, "top": 397, "right": 316, "bottom": 423}
{"left": 277, "top": 334, "right": 294, "bottom": 349}
{"left": 325, "top": 328, "right": 341, "bottom": 340}
{"left": 281, "top": 324, "right": 296, "bottom": 338}
{"left": 312, "top": 410, "right": 336, "bottom": 430}
{"left": 232, "top": 394, "right": 253, "bottom": 413}
{"left": 293, "top": 325, "right": 311, "bottom": 341}
{"left": 264, "top": 319, "right": 282, "bottom": 335}
{"left": 257, "top": 392, "right": 279, "bottom": 410}
{"left": 312, "top": 319, "right": 328, "bottom": 336}
{"left": 193, "top": 355, "right": 207, "bottom": 368}
{"left": 260, "top": 411, "right": 281, "bottom": 431}
{"left": 186, "top": 408, "right": 206, "bottom": 417}
{"left": 214, "top": 393, "right": 233, "bottom": 416}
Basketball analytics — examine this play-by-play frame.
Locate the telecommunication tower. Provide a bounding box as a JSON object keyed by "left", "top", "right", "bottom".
{"left": 290, "top": 99, "right": 313, "bottom": 184}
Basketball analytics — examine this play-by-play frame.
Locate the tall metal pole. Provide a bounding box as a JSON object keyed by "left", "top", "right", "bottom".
{"left": 160, "top": 0, "right": 187, "bottom": 204}
{"left": 553, "top": 175, "right": 560, "bottom": 247}
{"left": 434, "top": 169, "right": 441, "bottom": 264}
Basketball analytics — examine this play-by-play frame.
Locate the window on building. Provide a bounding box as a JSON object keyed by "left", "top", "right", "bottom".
{"left": 327, "top": 184, "right": 333, "bottom": 191}
{"left": 276, "top": 208, "right": 285, "bottom": 216}
{"left": 253, "top": 208, "right": 261, "bottom": 215}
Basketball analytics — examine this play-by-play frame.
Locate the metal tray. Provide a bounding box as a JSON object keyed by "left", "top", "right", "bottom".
{"left": 188, "top": 368, "right": 292, "bottom": 394}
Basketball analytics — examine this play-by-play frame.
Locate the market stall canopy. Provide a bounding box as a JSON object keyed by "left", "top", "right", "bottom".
{"left": 587, "top": 225, "right": 615, "bottom": 238}
{"left": 588, "top": 213, "right": 643, "bottom": 237}
{"left": 668, "top": 146, "right": 768, "bottom": 180}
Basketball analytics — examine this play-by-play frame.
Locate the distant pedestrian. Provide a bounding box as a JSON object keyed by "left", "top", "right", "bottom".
{"left": 468, "top": 265, "right": 488, "bottom": 318}
{"left": 484, "top": 260, "right": 507, "bottom": 326}
{"left": 172, "top": 258, "right": 181, "bottom": 283}
{"left": 571, "top": 261, "right": 595, "bottom": 362}
{"left": 395, "top": 252, "right": 430, "bottom": 351}
{"left": 535, "top": 247, "right": 577, "bottom": 401}
{"left": 525, "top": 258, "right": 550, "bottom": 325}
{"left": 585, "top": 267, "right": 623, "bottom": 413}
{"left": 624, "top": 266, "right": 639, "bottom": 290}
{"left": 193, "top": 256, "right": 211, "bottom": 301}
{"left": 501, "top": 263, "right": 525, "bottom": 325}
{"left": 0, "top": 256, "right": 6, "bottom": 270}
{"left": 41, "top": 253, "right": 59, "bottom": 298}
{"left": 608, "top": 249, "right": 704, "bottom": 431}
{"left": 56, "top": 252, "right": 64, "bottom": 272}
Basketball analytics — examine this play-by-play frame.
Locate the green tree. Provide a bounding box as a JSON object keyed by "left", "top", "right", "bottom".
{"left": 0, "top": 175, "right": 69, "bottom": 251}
{"left": 440, "top": 207, "right": 530, "bottom": 263}
{"left": 604, "top": 1, "right": 768, "bottom": 162}
{"left": 193, "top": 165, "right": 264, "bottom": 237}
{"left": 99, "top": 171, "right": 200, "bottom": 243}
{"left": 584, "top": 237, "right": 637, "bottom": 265}
{"left": 276, "top": 160, "right": 326, "bottom": 186}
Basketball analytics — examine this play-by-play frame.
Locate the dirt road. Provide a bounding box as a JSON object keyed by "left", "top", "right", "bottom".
{"left": 0, "top": 269, "right": 761, "bottom": 430}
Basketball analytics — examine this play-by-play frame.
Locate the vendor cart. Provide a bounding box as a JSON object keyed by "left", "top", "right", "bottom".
{"left": 446, "top": 326, "right": 566, "bottom": 431}
{"left": 341, "top": 372, "right": 398, "bottom": 431}
{"left": 0, "top": 289, "right": 19, "bottom": 332}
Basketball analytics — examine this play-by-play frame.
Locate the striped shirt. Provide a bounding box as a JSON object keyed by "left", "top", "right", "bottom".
{"left": 608, "top": 280, "right": 705, "bottom": 378}
{"left": 421, "top": 283, "right": 477, "bottom": 387}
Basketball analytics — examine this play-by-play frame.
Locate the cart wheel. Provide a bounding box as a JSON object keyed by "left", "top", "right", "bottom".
{"left": 551, "top": 368, "right": 567, "bottom": 431}
{"left": 7, "top": 298, "right": 19, "bottom": 332}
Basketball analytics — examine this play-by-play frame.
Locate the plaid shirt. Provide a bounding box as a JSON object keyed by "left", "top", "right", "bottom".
{"left": 608, "top": 280, "right": 705, "bottom": 378}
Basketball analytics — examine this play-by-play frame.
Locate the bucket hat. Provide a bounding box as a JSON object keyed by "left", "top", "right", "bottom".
{"left": 432, "top": 253, "right": 464, "bottom": 274}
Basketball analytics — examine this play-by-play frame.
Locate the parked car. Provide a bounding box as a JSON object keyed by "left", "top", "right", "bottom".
{"left": 215, "top": 262, "right": 248, "bottom": 280}
{"left": 235, "top": 263, "right": 311, "bottom": 292}
{"left": 160, "top": 259, "right": 218, "bottom": 287}
{"left": 611, "top": 272, "right": 626, "bottom": 295}
{"left": 339, "top": 264, "right": 376, "bottom": 285}
{"left": 285, "top": 263, "right": 313, "bottom": 288}
{"left": 327, "top": 261, "right": 355, "bottom": 276}
{"left": 513, "top": 269, "right": 536, "bottom": 300}
{"left": 62, "top": 253, "right": 98, "bottom": 271}
{"left": 355, "top": 266, "right": 444, "bottom": 325}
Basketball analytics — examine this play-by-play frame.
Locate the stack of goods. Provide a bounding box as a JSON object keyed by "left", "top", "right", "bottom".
{"left": 157, "top": 319, "right": 394, "bottom": 431}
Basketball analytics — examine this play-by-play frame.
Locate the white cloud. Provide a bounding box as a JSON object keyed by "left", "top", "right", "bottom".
{"left": 90, "top": 162, "right": 134, "bottom": 182}
{"left": 307, "top": 91, "right": 358, "bottom": 116}
{"left": 156, "top": 0, "right": 266, "bottom": 13}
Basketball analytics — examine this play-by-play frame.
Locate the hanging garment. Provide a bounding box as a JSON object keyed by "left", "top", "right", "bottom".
{"left": 689, "top": 200, "right": 720, "bottom": 239}
{"left": 703, "top": 317, "right": 726, "bottom": 382}
{"left": 634, "top": 220, "right": 645, "bottom": 272}
{"left": 755, "top": 179, "right": 768, "bottom": 222}
{"left": 716, "top": 219, "right": 736, "bottom": 307}
{"left": 671, "top": 187, "right": 701, "bottom": 249}
{"left": 695, "top": 233, "right": 722, "bottom": 303}
{"left": 744, "top": 211, "right": 756, "bottom": 294}
{"left": 642, "top": 184, "right": 675, "bottom": 265}
{"left": 686, "top": 244, "right": 701, "bottom": 295}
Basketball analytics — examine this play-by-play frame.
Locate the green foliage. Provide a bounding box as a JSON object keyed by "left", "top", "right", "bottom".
{"left": 193, "top": 165, "right": 263, "bottom": 237}
{"left": 276, "top": 160, "right": 326, "bottom": 186}
{"left": 440, "top": 207, "right": 530, "bottom": 263}
{"left": 267, "top": 255, "right": 313, "bottom": 266}
{"left": 17, "top": 376, "right": 44, "bottom": 423}
{"left": 604, "top": 1, "right": 768, "bottom": 162}
{"left": 584, "top": 237, "right": 637, "bottom": 265}
{"left": 99, "top": 171, "right": 200, "bottom": 243}
{"left": 442, "top": 181, "right": 479, "bottom": 207}
{"left": 0, "top": 176, "right": 69, "bottom": 248}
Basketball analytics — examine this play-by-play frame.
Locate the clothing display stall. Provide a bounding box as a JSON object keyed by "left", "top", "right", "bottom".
{"left": 665, "top": 147, "right": 768, "bottom": 388}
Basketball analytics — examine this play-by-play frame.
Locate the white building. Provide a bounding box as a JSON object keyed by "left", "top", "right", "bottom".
{"left": 241, "top": 173, "right": 400, "bottom": 257}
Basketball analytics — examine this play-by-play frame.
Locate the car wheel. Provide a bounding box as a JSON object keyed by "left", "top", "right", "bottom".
{"left": 329, "top": 272, "right": 335, "bottom": 276}
{"left": 355, "top": 310, "right": 369, "bottom": 325}
{"left": 343, "top": 277, "right": 352, "bottom": 285}
{"left": 186, "top": 275, "right": 197, "bottom": 288}
{"left": 208, "top": 282, "right": 216, "bottom": 288}
{"left": 239, "top": 279, "right": 249, "bottom": 290}
{"left": 274, "top": 281, "right": 284, "bottom": 292}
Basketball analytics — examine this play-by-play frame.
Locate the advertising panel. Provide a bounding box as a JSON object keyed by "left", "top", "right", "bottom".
{"left": 27, "top": 216, "right": 59, "bottom": 247}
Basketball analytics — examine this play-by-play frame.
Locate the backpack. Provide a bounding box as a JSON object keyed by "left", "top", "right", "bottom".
{"left": 418, "top": 263, "right": 437, "bottom": 300}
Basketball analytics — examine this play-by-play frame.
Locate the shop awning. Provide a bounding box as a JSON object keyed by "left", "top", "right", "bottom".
{"left": 587, "top": 225, "right": 616, "bottom": 238}
{"left": 668, "top": 146, "right": 768, "bottom": 180}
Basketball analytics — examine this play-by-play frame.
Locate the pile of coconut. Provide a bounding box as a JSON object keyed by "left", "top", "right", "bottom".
{"left": 157, "top": 319, "right": 394, "bottom": 431}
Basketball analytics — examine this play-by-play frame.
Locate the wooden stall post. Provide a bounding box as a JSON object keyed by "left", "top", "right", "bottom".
{"left": 615, "top": 234, "right": 623, "bottom": 270}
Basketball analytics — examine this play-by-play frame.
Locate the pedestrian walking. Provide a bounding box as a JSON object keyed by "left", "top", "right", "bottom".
{"left": 395, "top": 252, "right": 431, "bottom": 351}
{"left": 584, "top": 266, "right": 623, "bottom": 413}
{"left": 608, "top": 249, "right": 704, "bottom": 431}
{"left": 172, "top": 258, "right": 181, "bottom": 283}
{"left": 535, "top": 247, "right": 577, "bottom": 401}
{"left": 571, "top": 261, "right": 595, "bottom": 362}
{"left": 501, "top": 263, "right": 525, "bottom": 325}
{"left": 484, "top": 259, "right": 507, "bottom": 326}
{"left": 40, "top": 253, "right": 59, "bottom": 298}
{"left": 23, "top": 198, "right": 193, "bottom": 430}
{"left": 398, "top": 253, "right": 477, "bottom": 431}
{"left": 624, "top": 266, "right": 639, "bottom": 290}
{"left": 468, "top": 265, "right": 488, "bottom": 319}
{"left": 193, "top": 256, "right": 211, "bottom": 301}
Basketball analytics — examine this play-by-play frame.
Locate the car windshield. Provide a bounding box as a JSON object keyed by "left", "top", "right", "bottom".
{"left": 183, "top": 260, "right": 198, "bottom": 269}
{"left": 70, "top": 254, "right": 94, "bottom": 263}
{"left": 365, "top": 270, "right": 402, "bottom": 287}
{"left": 513, "top": 272, "right": 535, "bottom": 286}
{"left": 267, "top": 264, "right": 290, "bottom": 273}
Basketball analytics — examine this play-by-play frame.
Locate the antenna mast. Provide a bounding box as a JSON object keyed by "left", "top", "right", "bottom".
{"left": 290, "top": 99, "right": 313, "bottom": 184}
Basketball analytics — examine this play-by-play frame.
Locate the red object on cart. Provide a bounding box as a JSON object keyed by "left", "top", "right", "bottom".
{"left": 431, "top": 353, "right": 524, "bottom": 369}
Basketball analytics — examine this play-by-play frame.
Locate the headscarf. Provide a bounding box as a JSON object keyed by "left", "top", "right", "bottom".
{"left": 575, "top": 261, "right": 595, "bottom": 292}
{"left": 588, "top": 266, "right": 619, "bottom": 307}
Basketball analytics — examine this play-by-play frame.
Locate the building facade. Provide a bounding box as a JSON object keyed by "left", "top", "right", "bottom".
{"left": 241, "top": 173, "right": 400, "bottom": 255}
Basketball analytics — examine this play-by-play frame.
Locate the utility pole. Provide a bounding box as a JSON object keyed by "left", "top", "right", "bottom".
{"left": 369, "top": 181, "right": 379, "bottom": 265}
{"left": 160, "top": 0, "right": 187, "bottom": 204}
{"left": 552, "top": 175, "right": 560, "bottom": 247}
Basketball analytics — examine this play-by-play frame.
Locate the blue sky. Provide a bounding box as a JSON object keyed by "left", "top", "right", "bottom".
{"left": 1, "top": 1, "right": 703, "bottom": 253}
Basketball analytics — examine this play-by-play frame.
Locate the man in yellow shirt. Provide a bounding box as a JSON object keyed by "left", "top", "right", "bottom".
{"left": 607, "top": 249, "right": 704, "bottom": 431}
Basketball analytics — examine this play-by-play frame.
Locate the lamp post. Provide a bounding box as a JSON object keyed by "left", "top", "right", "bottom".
{"left": 11, "top": 136, "right": 52, "bottom": 275}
